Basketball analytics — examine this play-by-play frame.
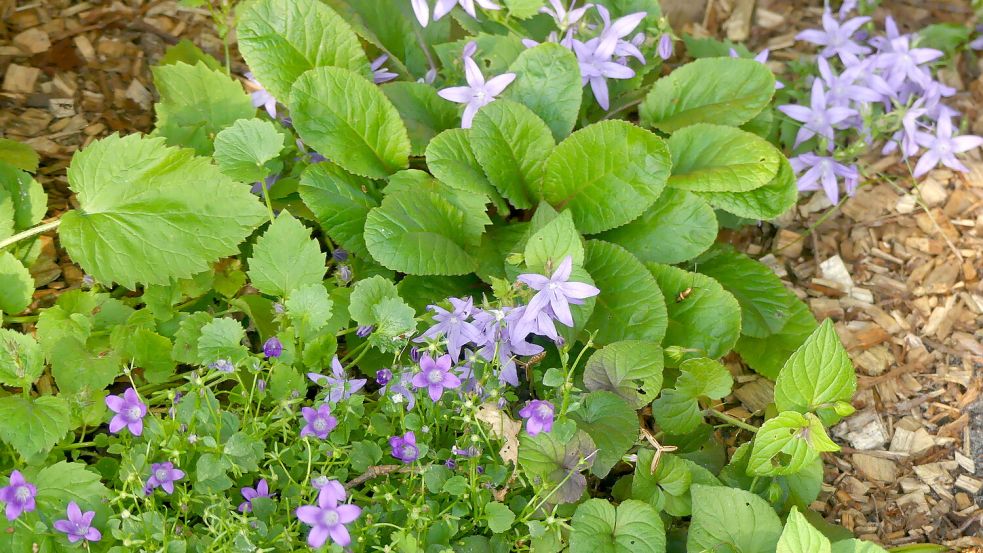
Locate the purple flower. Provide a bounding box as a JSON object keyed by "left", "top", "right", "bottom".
{"left": 517, "top": 256, "right": 600, "bottom": 329}
{"left": 105, "top": 387, "right": 147, "bottom": 437}
{"left": 413, "top": 297, "right": 483, "bottom": 361}
{"left": 257, "top": 379, "right": 267, "bottom": 392}
{"left": 816, "top": 57, "right": 881, "bottom": 108}
{"left": 409, "top": 347, "right": 423, "bottom": 363}
{"left": 657, "top": 34, "right": 673, "bottom": 60}
{"left": 238, "top": 479, "right": 274, "bottom": 513}
{"left": 411, "top": 0, "right": 429, "bottom": 26}
{"left": 913, "top": 114, "right": 983, "bottom": 178}
{"left": 372, "top": 55, "right": 399, "bottom": 84}
{"left": 376, "top": 369, "right": 393, "bottom": 386}
{"left": 452, "top": 445, "right": 479, "bottom": 457}
{"left": 971, "top": 35, "right": 983, "bottom": 51}
{"left": 445, "top": 458, "right": 457, "bottom": 469}
{"left": 300, "top": 404, "right": 338, "bottom": 440}
{"left": 296, "top": 483, "right": 361, "bottom": 548}
{"left": 795, "top": 10, "right": 871, "bottom": 63}
{"left": 411, "top": 354, "right": 461, "bottom": 401}
{"left": 876, "top": 36, "right": 942, "bottom": 89}
{"left": 884, "top": 99, "right": 927, "bottom": 158}
{"left": 389, "top": 431, "right": 420, "bottom": 463}
{"left": 433, "top": 0, "right": 501, "bottom": 21}
{"left": 519, "top": 400, "right": 555, "bottom": 435}
{"left": 572, "top": 35, "right": 635, "bottom": 110}
{"left": 356, "top": 325, "right": 374, "bottom": 338}
{"left": 332, "top": 248, "right": 348, "bottom": 262}
{"left": 790, "top": 153, "right": 859, "bottom": 204}
{"left": 438, "top": 56, "right": 516, "bottom": 128}
{"left": 0, "top": 471, "right": 36, "bottom": 520}
{"left": 308, "top": 355, "right": 367, "bottom": 404}
{"left": 245, "top": 72, "right": 277, "bottom": 118}
{"left": 379, "top": 371, "right": 417, "bottom": 411}
{"left": 53, "top": 501, "right": 101, "bottom": 544}
{"left": 594, "top": 5, "right": 646, "bottom": 49}
{"left": 541, "top": 0, "right": 593, "bottom": 31}
{"left": 146, "top": 462, "right": 185, "bottom": 495}
{"left": 777, "top": 79, "right": 856, "bottom": 149}
{"left": 263, "top": 337, "right": 282, "bottom": 359}
{"left": 337, "top": 264, "right": 352, "bottom": 283}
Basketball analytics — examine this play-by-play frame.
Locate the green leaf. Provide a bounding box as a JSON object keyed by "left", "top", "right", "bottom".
{"left": 667, "top": 124, "right": 780, "bottom": 193}
{"left": 648, "top": 263, "right": 741, "bottom": 362}
{"left": 696, "top": 245, "right": 801, "bottom": 339}
{"left": 247, "top": 212, "right": 326, "bottom": 297}
{"left": 383, "top": 171, "right": 493, "bottom": 239}
{"left": 0, "top": 161, "right": 46, "bottom": 232}
{"left": 172, "top": 312, "right": 213, "bottom": 364}
{"left": 748, "top": 411, "right": 839, "bottom": 476}
{"left": 59, "top": 134, "right": 267, "bottom": 288}
{"left": 583, "top": 240, "right": 667, "bottom": 345}
{"left": 34, "top": 461, "right": 111, "bottom": 513}
{"left": 696, "top": 155, "right": 797, "bottom": 220}
{"left": 128, "top": 329, "right": 177, "bottom": 383}
{"left": 159, "top": 38, "right": 222, "bottom": 70}
{"left": 735, "top": 298, "right": 818, "bottom": 379}
{"left": 382, "top": 82, "right": 459, "bottom": 156}
{"left": 779, "top": 507, "right": 832, "bottom": 553}
{"left": 484, "top": 502, "right": 516, "bottom": 534}
{"left": 651, "top": 389, "right": 704, "bottom": 435}
{"left": 640, "top": 58, "right": 775, "bottom": 132}
{"left": 370, "top": 296, "right": 417, "bottom": 350}
{"left": 224, "top": 431, "right": 264, "bottom": 472}
{"left": 425, "top": 129, "right": 504, "bottom": 211}
{"left": 364, "top": 189, "right": 484, "bottom": 275}
{"left": 0, "top": 329, "right": 43, "bottom": 387}
{"left": 0, "top": 138, "right": 39, "bottom": 172}
{"left": 213, "top": 119, "right": 286, "bottom": 182}
{"left": 397, "top": 274, "right": 481, "bottom": 314}
{"left": 774, "top": 319, "right": 857, "bottom": 414}
{"left": 502, "top": 43, "right": 582, "bottom": 141}
{"left": 469, "top": 99, "right": 555, "bottom": 209}
{"left": 0, "top": 395, "right": 70, "bottom": 459}
{"left": 197, "top": 317, "right": 248, "bottom": 365}
{"left": 582, "top": 340, "right": 663, "bottom": 409}
{"left": 518, "top": 428, "right": 596, "bottom": 503}
{"left": 298, "top": 162, "right": 378, "bottom": 258}
{"left": 687, "top": 484, "right": 783, "bottom": 553}
{"left": 503, "top": 0, "right": 546, "bottom": 18}
{"left": 570, "top": 499, "right": 666, "bottom": 553}
{"left": 631, "top": 450, "right": 692, "bottom": 514}
{"left": 237, "top": 0, "right": 370, "bottom": 101}
{"left": 152, "top": 61, "right": 254, "bottom": 155}
{"left": 542, "top": 120, "right": 671, "bottom": 234}
{"left": 675, "top": 358, "right": 733, "bottom": 399}
{"left": 831, "top": 539, "right": 889, "bottom": 553}
{"left": 0, "top": 251, "right": 33, "bottom": 315}
{"left": 570, "top": 391, "right": 638, "bottom": 477}
{"left": 524, "top": 210, "right": 583, "bottom": 273}
{"left": 597, "top": 188, "right": 717, "bottom": 265}
{"left": 348, "top": 275, "right": 400, "bottom": 327}
{"left": 285, "top": 284, "right": 334, "bottom": 341}
{"left": 290, "top": 66, "right": 410, "bottom": 179}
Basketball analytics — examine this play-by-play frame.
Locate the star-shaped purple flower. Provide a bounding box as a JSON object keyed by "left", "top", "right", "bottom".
{"left": 790, "top": 153, "right": 860, "bottom": 204}
{"left": 541, "top": 0, "right": 593, "bottom": 32}
{"left": 296, "top": 482, "right": 361, "bottom": 548}
{"left": 0, "top": 471, "right": 36, "bottom": 521}
{"left": 244, "top": 72, "right": 277, "bottom": 119}
{"left": 146, "top": 462, "right": 185, "bottom": 495}
{"left": 913, "top": 114, "right": 983, "bottom": 178}
{"left": 372, "top": 55, "right": 399, "bottom": 84}
{"left": 412, "top": 353, "right": 461, "bottom": 401}
{"left": 389, "top": 431, "right": 420, "bottom": 463}
{"left": 238, "top": 478, "right": 274, "bottom": 513}
{"left": 53, "top": 501, "right": 101, "bottom": 544}
{"left": 778, "top": 79, "right": 856, "bottom": 149}
{"left": 519, "top": 400, "right": 555, "bottom": 435}
{"left": 572, "top": 37, "right": 635, "bottom": 110}
{"left": 300, "top": 404, "right": 338, "bottom": 440}
{"left": 307, "top": 356, "right": 367, "bottom": 404}
{"left": 517, "top": 256, "right": 600, "bottom": 329}
{"left": 433, "top": 0, "right": 501, "bottom": 21}
{"left": 413, "top": 297, "right": 484, "bottom": 361}
{"left": 795, "top": 10, "right": 871, "bottom": 63}
{"left": 105, "top": 387, "right": 147, "bottom": 437}
{"left": 438, "top": 56, "right": 516, "bottom": 128}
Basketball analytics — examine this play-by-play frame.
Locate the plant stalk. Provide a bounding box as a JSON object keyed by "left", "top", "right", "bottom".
{"left": 0, "top": 219, "right": 61, "bottom": 250}
{"left": 704, "top": 408, "right": 759, "bottom": 433}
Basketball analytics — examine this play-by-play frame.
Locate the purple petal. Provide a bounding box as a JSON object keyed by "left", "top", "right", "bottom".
{"left": 484, "top": 73, "right": 516, "bottom": 96}
{"left": 336, "top": 504, "right": 362, "bottom": 524}
{"left": 308, "top": 525, "right": 330, "bottom": 549}
{"left": 438, "top": 86, "right": 473, "bottom": 104}
{"left": 296, "top": 506, "right": 320, "bottom": 525}
{"left": 329, "top": 524, "right": 352, "bottom": 547}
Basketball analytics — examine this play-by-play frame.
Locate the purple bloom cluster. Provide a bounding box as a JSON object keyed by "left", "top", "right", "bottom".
{"left": 783, "top": 7, "right": 982, "bottom": 202}
{"left": 53, "top": 502, "right": 101, "bottom": 544}
{"left": 296, "top": 479, "right": 361, "bottom": 548}
{"left": 412, "top": 0, "right": 500, "bottom": 27}
{"left": 389, "top": 431, "right": 420, "bottom": 463}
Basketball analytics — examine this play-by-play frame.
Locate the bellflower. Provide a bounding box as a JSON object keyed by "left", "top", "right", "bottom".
{"left": 657, "top": 34, "right": 673, "bottom": 60}
{"left": 876, "top": 36, "right": 942, "bottom": 88}
{"left": 777, "top": 79, "right": 856, "bottom": 148}
{"left": 308, "top": 356, "right": 367, "bottom": 404}
{"left": 913, "top": 114, "right": 983, "bottom": 178}
{"left": 795, "top": 10, "right": 871, "bottom": 63}
{"left": 412, "top": 353, "right": 461, "bottom": 401}
{"left": 438, "top": 56, "right": 516, "bottom": 128}
{"left": 413, "top": 297, "right": 484, "bottom": 360}
{"left": 572, "top": 38, "right": 634, "bottom": 110}
{"left": 209, "top": 359, "right": 235, "bottom": 373}
{"left": 816, "top": 57, "right": 881, "bottom": 108}
{"left": 53, "top": 502, "right": 101, "bottom": 544}
{"left": 300, "top": 404, "right": 338, "bottom": 440}
{"left": 389, "top": 431, "right": 420, "bottom": 463}
{"left": 296, "top": 483, "right": 361, "bottom": 549}
{"left": 541, "top": 0, "right": 593, "bottom": 31}
{"left": 433, "top": 0, "right": 501, "bottom": 22}
{"left": 519, "top": 400, "right": 555, "bottom": 435}
{"left": 594, "top": 5, "right": 646, "bottom": 50}
{"left": 263, "top": 336, "right": 282, "bottom": 358}
{"left": 0, "top": 471, "right": 36, "bottom": 520}
{"left": 883, "top": 99, "right": 926, "bottom": 158}
{"left": 105, "top": 387, "right": 147, "bottom": 437}
{"left": 376, "top": 368, "right": 393, "bottom": 386}
{"left": 371, "top": 55, "right": 398, "bottom": 84}
{"left": 238, "top": 479, "right": 274, "bottom": 513}
{"left": 790, "top": 153, "right": 859, "bottom": 204}
{"left": 517, "top": 256, "right": 600, "bottom": 329}
{"left": 244, "top": 72, "right": 277, "bottom": 118}
{"left": 380, "top": 371, "right": 417, "bottom": 411}
{"left": 145, "top": 462, "right": 185, "bottom": 495}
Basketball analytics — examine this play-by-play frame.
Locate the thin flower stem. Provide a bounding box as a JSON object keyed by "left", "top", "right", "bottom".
{"left": 0, "top": 219, "right": 61, "bottom": 250}
{"left": 704, "top": 408, "right": 759, "bottom": 433}
{"left": 259, "top": 179, "right": 276, "bottom": 224}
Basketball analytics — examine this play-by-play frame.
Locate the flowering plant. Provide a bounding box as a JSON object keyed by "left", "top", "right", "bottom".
{"left": 0, "top": 0, "right": 943, "bottom": 551}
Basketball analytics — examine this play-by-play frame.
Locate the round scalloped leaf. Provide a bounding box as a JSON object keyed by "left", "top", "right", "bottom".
{"left": 688, "top": 484, "right": 783, "bottom": 553}
{"left": 247, "top": 211, "right": 326, "bottom": 298}
{"left": 667, "top": 123, "right": 781, "bottom": 193}
{"left": 583, "top": 240, "right": 667, "bottom": 345}
{"left": 298, "top": 162, "right": 378, "bottom": 259}
{"left": 237, "top": 0, "right": 370, "bottom": 101}
{"left": 542, "top": 121, "right": 671, "bottom": 234}
{"left": 582, "top": 340, "right": 664, "bottom": 409}
{"left": 570, "top": 499, "right": 666, "bottom": 553}
{"left": 290, "top": 66, "right": 410, "bottom": 179}
{"left": 59, "top": 134, "right": 268, "bottom": 289}
{"left": 570, "top": 391, "right": 639, "bottom": 477}
{"left": 213, "top": 119, "right": 286, "bottom": 183}
{"left": 696, "top": 155, "right": 797, "bottom": 220}
{"left": 502, "top": 43, "right": 583, "bottom": 141}
{"left": 0, "top": 395, "right": 70, "bottom": 459}
{"left": 0, "top": 252, "right": 32, "bottom": 315}
{"left": 425, "top": 128, "right": 505, "bottom": 211}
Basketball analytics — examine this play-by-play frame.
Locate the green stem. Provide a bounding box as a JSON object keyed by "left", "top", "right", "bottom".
{"left": 0, "top": 219, "right": 61, "bottom": 250}
{"left": 704, "top": 408, "right": 759, "bottom": 433}
{"left": 259, "top": 179, "right": 276, "bottom": 224}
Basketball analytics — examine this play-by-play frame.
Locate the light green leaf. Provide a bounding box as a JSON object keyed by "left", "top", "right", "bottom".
{"left": 469, "top": 99, "right": 555, "bottom": 209}
{"left": 570, "top": 499, "right": 666, "bottom": 553}
{"left": 152, "top": 61, "right": 254, "bottom": 155}
{"left": 570, "top": 391, "right": 638, "bottom": 477}
{"left": 285, "top": 284, "right": 334, "bottom": 341}
{"left": 779, "top": 507, "right": 832, "bottom": 553}
{"left": 213, "top": 119, "right": 286, "bottom": 182}
{"left": 583, "top": 240, "right": 667, "bottom": 345}
{"left": 128, "top": 329, "right": 177, "bottom": 383}
{"left": 831, "top": 539, "right": 890, "bottom": 553}
{"left": 696, "top": 155, "right": 797, "bottom": 220}
{"left": 518, "top": 428, "right": 596, "bottom": 503}
{"left": 0, "top": 395, "right": 70, "bottom": 459}
{"left": 425, "top": 128, "right": 505, "bottom": 211}
{"left": 397, "top": 274, "right": 481, "bottom": 314}
{"left": 542, "top": 120, "right": 671, "bottom": 234}
{"left": 667, "top": 124, "right": 780, "bottom": 193}
{"left": 0, "top": 161, "right": 46, "bottom": 232}
{"left": 651, "top": 389, "right": 703, "bottom": 435}
{"left": 504, "top": 0, "right": 546, "bottom": 18}
{"left": 735, "top": 298, "right": 819, "bottom": 379}
{"left": 348, "top": 275, "right": 400, "bottom": 327}
{"left": 597, "top": 188, "right": 717, "bottom": 265}
{"left": 382, "top": 82, "right": 459, "bottom": 156}
{"left": 0, "top": 329, "right": 43, "bottom": 387}
{"left": 748, "top": 411, "right": 838, "bottom": 476}
{"left": 524, "top": 210, "right": 583, "bottom": 273}
{"left": 370, "top": 296, "right": 417, "bottom": 351}
{"left": 687, "top": 484, "right": 783, "bottom": 553}
{"left": 383, "top": 171, "right": 492, "bottom": 240}
{"left": 0, "top": 138, "right": 39, "bottom": 172}
{"left": 582, "top": 340, "right": 663, "bottom": 409}
{"left": 648, "top": 263, "right": 741, "bottom": 362}
{"left": 290, "top": 66, "right": 410, "bottom": 179}
{"left": 774, "top": 319, "right": 857, "bottom": 413}
{"left": 484, "top": 502, "right": 516, "bottom": 534}
{"left": 59, "top": 134, "right": 267, "bottom": 288}
{"left": 34, "top": 461, "right": 111, "bottom": 513}
{"left": 0, "top": 251, "right": 33, "bottom": 315}
{"left": 503, "top": 43, "right": 582, "bottom": 141}
{"left": 364, "top": 189, "right": 484, "bottom": 275}
{"left": 631, "top": 450, "right": 692, "bottom": 514}
{"left": 675, "top": 358, "right": 733, "bottom": 400}
{"left": 640, "top": 58, "right": 775, "bottom": 132}
{"left": 237, "top": 0, "right": 370, "bottom": 101}
{"left": 172, "top": 312, "right": 213, "bottom": 364}
{"left": 197, "top": 317, "right": 248, "bottom": 365}
{"left": 298, "top": 162, "right": 379, "bottom": 258}
{"left": 247, "top": 212, "right": 326, "bottom": 297}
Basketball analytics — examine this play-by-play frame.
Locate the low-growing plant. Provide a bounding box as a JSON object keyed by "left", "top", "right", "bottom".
{"left": 0, "top": 0, "right": 944, "bottom": 551}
